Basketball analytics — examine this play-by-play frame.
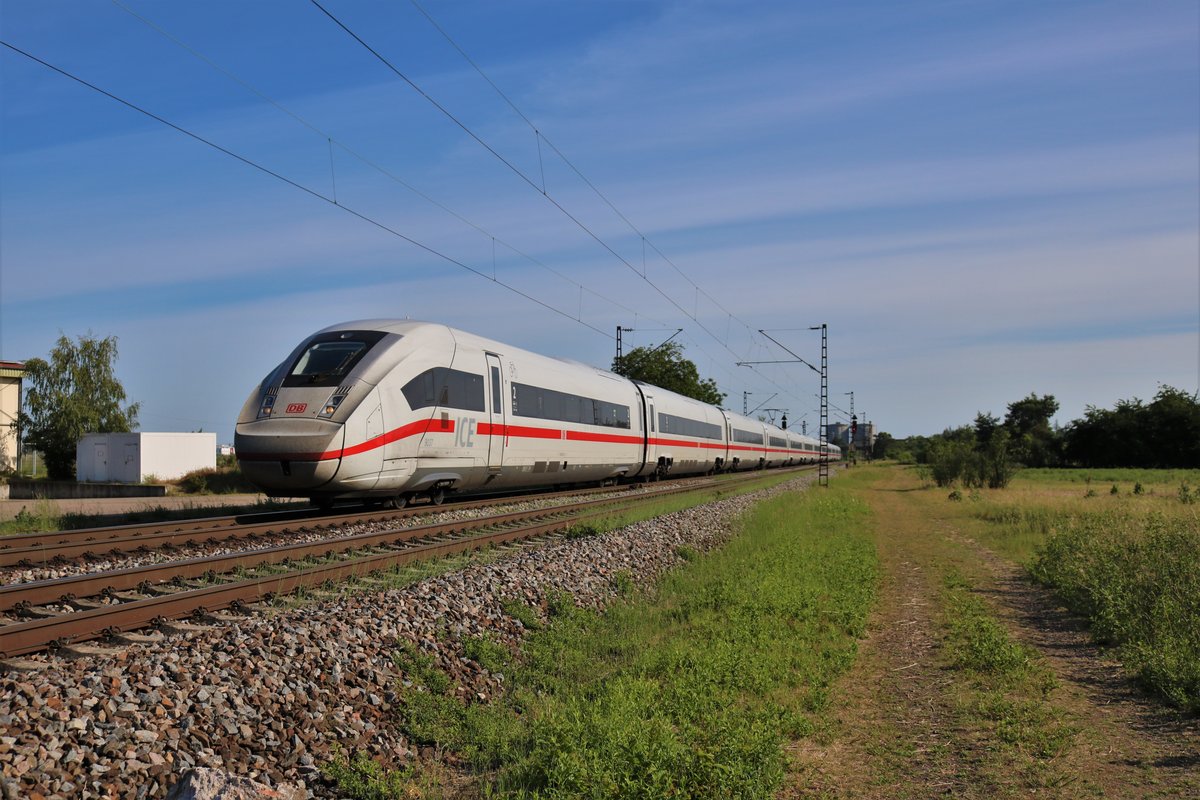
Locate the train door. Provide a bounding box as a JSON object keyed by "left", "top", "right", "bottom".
{"left": 485, "top": 353, "right": 506, "bottom": 473}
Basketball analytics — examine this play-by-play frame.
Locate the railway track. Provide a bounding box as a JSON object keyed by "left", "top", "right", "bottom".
{"left": 0, "top": 467, "right": 810, "bottom": 661}
{"left": 0, "top": 481, "right": 644, "bottom": 568}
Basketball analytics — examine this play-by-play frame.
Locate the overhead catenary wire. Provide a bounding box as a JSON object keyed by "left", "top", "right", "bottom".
{"left": 312, "top": 0, "right": 822, "bottom": 411}
{"left": 119, "top": 0, "right": 827, "bottom": 415}
{"left": 106, "top": 0, "right": 652, "bottom": 328}
{"left": 0, "top": 40, "right": 614, "bottom": 339}
{"left": 409, "top": 0, "right": 739, "bottom": 314}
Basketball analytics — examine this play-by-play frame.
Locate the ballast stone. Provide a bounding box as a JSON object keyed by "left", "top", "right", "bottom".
{"left": 164, "top": 767, "right": 304, "bottom": 800}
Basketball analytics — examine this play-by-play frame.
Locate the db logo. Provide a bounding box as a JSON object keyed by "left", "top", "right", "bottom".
{"left": 285, "top": 403, "right": 307, "bottom": 414}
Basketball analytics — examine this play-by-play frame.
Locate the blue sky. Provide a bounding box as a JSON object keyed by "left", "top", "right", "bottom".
{"left": 2, "top": 0, "right": 1197, "bottom": 440}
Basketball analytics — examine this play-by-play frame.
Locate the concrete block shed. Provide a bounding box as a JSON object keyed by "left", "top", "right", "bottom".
{"left": 76, "top": 432, "right": 217, "bottom": 483}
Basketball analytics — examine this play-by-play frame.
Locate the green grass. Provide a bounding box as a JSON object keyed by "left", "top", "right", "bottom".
{"left": 1017, "top": 467, "right": 1200, "bottom": 486}
{"left": 330, "top": 477, "right": 878, "bottom": 799}
{"left": 940, "top": 571, "right": 1077, "bottom": 766}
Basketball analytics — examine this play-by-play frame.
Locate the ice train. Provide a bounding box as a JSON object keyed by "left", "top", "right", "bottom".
{"left": 235, "top": 321, "right": 838, "bottom": 507}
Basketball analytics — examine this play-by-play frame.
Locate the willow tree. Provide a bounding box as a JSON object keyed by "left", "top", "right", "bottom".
{"left": 20, "top": 333, "right": 140, "bottom": 480}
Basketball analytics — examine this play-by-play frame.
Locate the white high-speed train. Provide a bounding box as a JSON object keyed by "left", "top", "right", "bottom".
{"left": 235, "top": 321, "right": 838, "bottom": 507}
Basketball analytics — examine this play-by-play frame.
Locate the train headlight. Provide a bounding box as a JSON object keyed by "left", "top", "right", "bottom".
{"left": 319, "top": 393, "right": 347, "bottom": 418}
{"left": 258, "top": 394, "right": 276, "bottom": 419}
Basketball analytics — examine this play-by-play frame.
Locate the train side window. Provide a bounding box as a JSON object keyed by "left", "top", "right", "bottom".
{"left": 733, "top": 428, "right": 764, "bottom": 445}
{"left": 402, "top": 367, "right": 485, "bottom": 412}
{"left": 490, "top": 367, "right": 502, "bottom": 414}
{"left": 511, "top": 382, "right": 629, "bottom": 429}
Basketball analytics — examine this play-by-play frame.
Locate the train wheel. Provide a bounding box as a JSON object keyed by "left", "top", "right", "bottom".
{"left": 387, "top": 494, "right": 408, "bottom": 509}
{"left": 429, "top": 488, "right": 445, "bottom": 506}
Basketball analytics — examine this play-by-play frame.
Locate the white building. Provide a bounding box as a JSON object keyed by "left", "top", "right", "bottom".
{"left": 76, "top": 432, "right": 217, "bottom": 483}
{"left": 0, "top": 361, "right": 23, "bottom": 472}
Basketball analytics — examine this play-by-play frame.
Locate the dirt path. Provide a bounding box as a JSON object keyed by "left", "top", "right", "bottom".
{"left": 784, "top": 468, "right": 1199, "bottom": 799}
{"left": 965, "top": 534, "right": 1200, "bottom": 795}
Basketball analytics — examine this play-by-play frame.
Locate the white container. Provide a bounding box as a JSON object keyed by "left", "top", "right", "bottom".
{"left": 76, "top": 432, "right": 217, "bottom": 483}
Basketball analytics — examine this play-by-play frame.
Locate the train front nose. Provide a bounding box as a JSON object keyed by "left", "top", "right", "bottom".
{"left": 234, "top": 418, "right": 346, "bottom": 493}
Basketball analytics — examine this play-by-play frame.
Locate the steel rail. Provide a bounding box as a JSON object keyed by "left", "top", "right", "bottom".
{"left": 0, "top": 466, "right": 816, "bottom": 658}
{"left": 0, "top": 479, "right": 728, "bottom": 612}
{"left": 0, "top": 516, "right": 574, "bottom": 659}
{"left": 0, "top": 482, "right": 641, "bottom": 567}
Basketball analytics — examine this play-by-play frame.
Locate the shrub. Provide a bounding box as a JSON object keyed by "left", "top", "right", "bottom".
{"left": 1031, "top": 514, "right": 1200, "bottom": 711}
{"left": 175, "top": 467, "right": 257, "bottom": 494}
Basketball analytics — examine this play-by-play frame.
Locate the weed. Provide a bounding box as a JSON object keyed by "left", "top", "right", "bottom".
{"left": 0, "top": 498, "right": 61, "bottom": 534}
{"left": 545, "top": 590, "right": 577, "bottom": 620}
{"left": 674, "top": 544, "right": 700, "bottom": 562}
{"left": 969, "top": 692, "right": 1077, "bottom": 759}
{"left": 1133, "top": 482, "right": 1144, "bottom": 495}
{"left": 500, "top": 598, "right": 542, "bottom": 631}
{"left": 1110, "top": 484, "right": 1119, "bottom": 495}
{"left": 1084, "top": 489, "right": 1097, "bottom": 498}
{"left": 948, "top": 489, "right": 963, "bottom": 502}
{"left": 563, "top": 522, "right": 601, "bottom": 540}
{"left": 942, "top": 575, "right": 1042, "bottom": 684}
{"left": 610, "top": 569, "right": 635, "bottom": 596}
{"left": 1179, "top": 483, "right": 1196, "bottom": 505}
{"left": 175, "top": 466, "right": 258, "bottom": 494}
{"left": 322, "top": 748, "right": 416, "bottom": 799}
{"left": 462, "top": 634, "right": 511, "bottom": 674}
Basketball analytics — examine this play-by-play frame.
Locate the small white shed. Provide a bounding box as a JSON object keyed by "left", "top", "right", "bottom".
{"left": 76, "top": 432, "right": 217, "bottom": 483}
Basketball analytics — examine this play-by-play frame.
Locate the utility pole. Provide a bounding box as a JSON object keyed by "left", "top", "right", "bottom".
{"left": 814, "top": 324, "right": 828, "bottom": 487}
{"left": 844, "top": 391, "right": 856, "bottom": 467}
{"left": 615, "top": 326, "right": 633, "bottom": 363}
{"left": 735, "top": 325, "right": 828, "bottom": 486}
{"left": 616, "top": 326, "right": 681, "bottom": 366}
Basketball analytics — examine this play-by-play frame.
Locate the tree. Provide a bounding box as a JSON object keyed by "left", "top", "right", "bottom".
{"left": 1003, "top": 393, "right": 1061, "bottom": 467}
{"left": 20, "top": 333, "right": 140, "bottom": 480}
{"left": 1063, "top": 386, "right": 1199, "bottom": 468}
{"left": 871, "top": 431, "right": 895, "bottom": 460}
{"left": 612, "top": 342, "right": 726, "bottom": 405}
{"left": 973, "top": 412, "right": 1000, "bottom": 447}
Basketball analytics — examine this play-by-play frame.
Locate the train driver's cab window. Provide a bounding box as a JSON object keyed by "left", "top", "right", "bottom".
{"left": 284, "top": 330, "right": 388, "bottom": 387}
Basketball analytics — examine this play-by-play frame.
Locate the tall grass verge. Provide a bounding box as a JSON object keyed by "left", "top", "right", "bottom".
{"left": 1030, "top": 512, "right": 1200, "bottom": 712}
{"left": 337, "top": 480, "right": 877, "bottom": 799}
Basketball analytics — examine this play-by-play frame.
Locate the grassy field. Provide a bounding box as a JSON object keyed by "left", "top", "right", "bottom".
{"left": 927, "top": 467, "right": 1200, "bottom": 712}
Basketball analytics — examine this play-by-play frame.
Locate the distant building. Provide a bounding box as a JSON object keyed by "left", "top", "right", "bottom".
{"left": 76, "top": 432, "right": 216, "bottom": 483}
{"left": 855, "top": 421, "right": 877, "bottom": 452}
{"left": 0, "top": 361, "right": 24, "bottom": 472}
{"left": 825, "top": 421, "right": 877, "bottom": 453}
{"left": 217, "top": 443, "right": 235, "bottom": 457}
{"left": 825, "top": 423, "right": 849, "bottom": 447}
